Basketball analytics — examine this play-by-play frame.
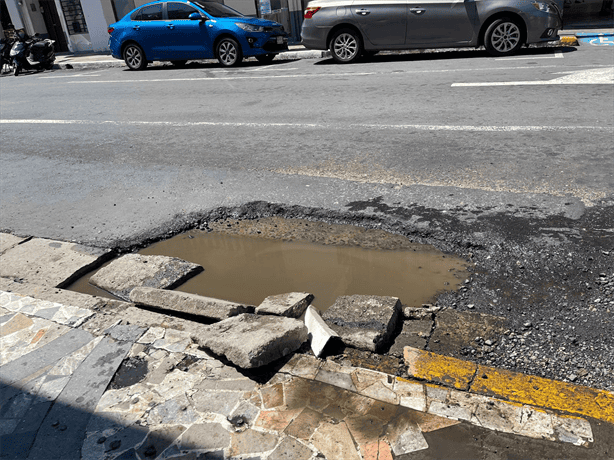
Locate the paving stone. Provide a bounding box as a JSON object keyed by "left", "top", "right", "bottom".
{"left": 255, "top": 408, "right": 301, "bottom": 432}
{"left": 412, "top": 411, "right": 461, "bottom": 433}
{"left": 229, "top": 400, "right": 261, "bottom": 426}
{"left": 256, "top": 292, "right": 313, "bottom": 318}
{"left": 229, "top": 428, "right": 278, "bottom": 457}
{"left": 137, "top": 326, "right": 165, "bottom": 344}
{"left": 0, "top": 279, "right": 105, "bottom": 311}
{"left": 345, "top": 414, "right": 385, "bottom": 445}
{"left": 284, "top": 407, "right": 325, "bottom": 440}
{"left": 180, "top": 423, "right": 231, "bottom": 451}
{"left": 322, "top": 295, "right": 402, "bottom": 352}
{"left": 105, "top": 324, "right": 147, "bottom": 343}
{"left": 268, "top": 436, "right": 313, "bottom": 460}
{"left": 388, "top": 319, "right": 433, "bottom": 356}
{"left": 314, "top": 361, "right": 357, "bottom": 392}
{"left": 386, "top": 418, "right": 429, "bottom": 456}
{"left": 1, "top": 313, "right": 33, "bottom": 336}
{"left": 102, "top": 424, "right": 149, "bottom": 457}
{"left": 260, "top": 383, "right": 284, "bottom": 409}
{"left": 0, "top": 238, "right": 111, "bottom": 288}
{"left": 279, "top": 354, "right": 321, "bottom": 379}
{"left": 394, "top": 378, "right": 426, "bottom": 412}
{"left": 89, "top": 254, "right": 203, "bottom": 301}
{"left": 0, "top": 233, "right": 27, "bottom": 254}
{"left": 552, "top": 415, "right": 594, "bottom": 446}
{"left": 147, "top": 395, "right": 199, "bottom": 425}
{"left": 304, "top": 305, "right": 339, "bottom": 357}
{"left": 26, "top": 336, "right": 132, "bottom": 459}
{"left": 136, "top": 425, "right": 186, "bottom": 460}
{"left": 311, "top": 421, "right": 361, "bottom": 460}
{"left": 513, "top": 406, "right": 555, "bottom": 440}
{"left": 194, "top": 314, "right": 308, "bottom": 369}
{"left": 189, "top": 390, "right": 242, "bottom": 416}
{"left": 0, "top": 327, "right": 93, "bottom": 386}
{"left": 429, "top": 309, "right": 506, "bottom": 355}
{"left": 130, "top": 287, "right": 253, "bottom": 321}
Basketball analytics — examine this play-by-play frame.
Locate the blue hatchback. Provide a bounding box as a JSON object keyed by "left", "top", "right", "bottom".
{"left": 108, "top": 0, "right": 289, "bottom": 69}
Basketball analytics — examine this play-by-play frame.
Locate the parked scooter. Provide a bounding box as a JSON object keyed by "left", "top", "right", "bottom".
{"left": 0, "top": 36, "right": 15, "bottom": 74}
{"left": 10, "top": 30, "right": 55, "bottom": 76}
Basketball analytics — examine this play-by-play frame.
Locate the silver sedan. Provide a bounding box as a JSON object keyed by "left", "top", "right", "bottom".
{"left": 301, "top": 0, "right": 563, "bottom": 63}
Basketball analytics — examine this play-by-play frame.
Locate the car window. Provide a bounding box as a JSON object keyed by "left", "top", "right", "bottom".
{"left": 133, "top": 4, "right": 163, "bottom": 20}
{"left": 168, "top": 2, "right": 201, "bottom": 19}
{"left": 192, "top": 1, "right": 243, "bottom": 17}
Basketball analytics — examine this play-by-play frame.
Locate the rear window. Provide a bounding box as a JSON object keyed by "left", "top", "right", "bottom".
{"left": 168, "top": 2, "right": 201, "bottom": 19}
{"left": 131, "top": 4, "right": 163, "bottom": 20}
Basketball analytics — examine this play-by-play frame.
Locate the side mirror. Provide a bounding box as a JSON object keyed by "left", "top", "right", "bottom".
{"left": 189, "top": 12, "right": 205, "bottom": 20}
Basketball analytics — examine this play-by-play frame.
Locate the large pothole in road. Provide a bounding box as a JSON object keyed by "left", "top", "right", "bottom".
{"left": 70, "top": 217, "right": 470, "bottom": 313}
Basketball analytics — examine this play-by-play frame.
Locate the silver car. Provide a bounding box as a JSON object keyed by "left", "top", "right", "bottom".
{"left": 301, "top": 0, "right": 563, "bottom": 63}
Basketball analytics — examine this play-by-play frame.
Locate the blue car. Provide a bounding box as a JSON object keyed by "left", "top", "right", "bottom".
{"left": 108, "top": 0, "right": 289, "bottom": 69}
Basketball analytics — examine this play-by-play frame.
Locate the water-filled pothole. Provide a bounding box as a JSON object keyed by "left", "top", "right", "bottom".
{"left": 69, "top": 218, "right": 470, "bottom": 311}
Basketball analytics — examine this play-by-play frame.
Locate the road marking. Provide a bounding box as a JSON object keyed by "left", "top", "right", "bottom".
{"left": 41, "top": 73, "right": 101, "bottom": 78}
{"left": 243, "top": 66, "right": 299, "bottom": 72}
{"left": 452, "top": 67, "right": 614, "bottom": 86}
{"left": 495, "top": 50, "right": 564, "bottom": 60}
{"left": 404, "top": 346, "right": 614, "bottom": 424}
{"left": 1, "top": 118, "right": 611, "bottom": 132}
{"left": 67, "top": 72, "right": 377, "bottom": 83}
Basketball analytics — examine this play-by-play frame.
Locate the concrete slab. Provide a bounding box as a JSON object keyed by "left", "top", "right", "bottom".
{"left": 322, "top": 295, "right": 402, "bottom": 352}
{"left": 256, "top": 292, "right": 314, "bottom": 318}
{"left": 0, "top": 238, "right": 111, "bottom": 288}
{"left": 304, "top": 305, "right": 339, "bottom": 357}
{"left": 89, "top": 254, "right": 203, "bottom": 301}
{"left": 0, "top": 279, "right": 106, "bottom": 311}
{"left": 130, "top": 286, "right": 252, "bottom": 321}
{"left": 194, "top": 313, "right": 308, "bottom": 368}
{"left": 0, "top": 233, "right": 27, "bottom": 255}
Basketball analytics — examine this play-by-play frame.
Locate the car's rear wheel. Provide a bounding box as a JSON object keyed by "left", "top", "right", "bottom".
{"left": 171, "top": 60, "right": 187, "bottom": 67}
{"left": 123, "top": 43, "right": 148, "bottom": 70}
{"left": 256, "top": 53, "right": 275, "bottom": 64}
{"left": 216, "top": 38, "right": 242, "bottom": 67}
{"left": 484, "top": 17, "right": 523, "bottom": 57}
{"left": 330, "top": 28, "right": 362, "bottom": 64}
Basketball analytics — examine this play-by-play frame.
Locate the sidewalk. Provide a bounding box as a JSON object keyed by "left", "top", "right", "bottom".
{"left": 50, "top": 27, "right": 614, "bottom": 71}
{"left": 1, "top": 233, "right": 613, "bottom": 460}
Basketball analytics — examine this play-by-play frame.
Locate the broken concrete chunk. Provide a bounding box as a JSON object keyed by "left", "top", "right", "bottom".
{"left": 388, "top": 319, "right": 433, "bottom": 356}
{"left": 0, "top": 238, "right": 111, "bottom": 288}
{"left": 304, "top": 305, "right": 339, "bottom": 357}
{"left": 193, "top": 313, "right": 308, "bottom": 369}
{"left": 130, "top": 287, "right": 253, "bottom": 321}
{"left": 403, "top": 306, "right": 441, "bottom": 320}
{"left": 256, "top": 292, "right": 314, "bottom": 318}
{"left": 322, "top": 295, "right": 402, "bottom": 353}
{"left": 89, "top": 254, "right": 203, "bottom": 301}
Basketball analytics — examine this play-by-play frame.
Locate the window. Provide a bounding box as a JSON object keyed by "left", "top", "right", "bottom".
{"left": 168, "top": 2, "right": 200, "bottom": 19}
{"left": 133, "top": 4, "right": 163, "bottom": 20}
{"left": 60, "top": 0, "right": 88, "bottom": 35}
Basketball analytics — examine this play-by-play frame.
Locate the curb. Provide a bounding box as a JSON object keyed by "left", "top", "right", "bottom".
{"left": 404, "top": 346, "right": 614, "bottom": 424}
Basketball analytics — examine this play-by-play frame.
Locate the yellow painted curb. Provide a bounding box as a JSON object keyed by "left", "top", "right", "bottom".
{"left": 560, "top": 36, "right": 579, "bottom": 46}
{"left": 403, "top": 346, "right": 614, "bottom": 424}
{"left": 472, "top": 365, "right": 614, "bottom": 424}
{"left": 404, "top": 347, "right": 477, "bottom": 391}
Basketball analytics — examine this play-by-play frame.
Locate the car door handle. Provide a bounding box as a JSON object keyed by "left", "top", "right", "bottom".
{"left": 166, "top": 24, "right": 175, "bottom": 29}
{"left": 133, "top": 25, "right": 140, "bottom": 30}
{"left": 410, "top": 7, "right": 426, "bottom": 14}
{"left": 355, "top": 8, "right": 370, "bottom": 15}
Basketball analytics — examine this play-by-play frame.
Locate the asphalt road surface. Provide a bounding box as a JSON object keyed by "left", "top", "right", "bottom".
{"left": 1, "top": 42, "right": 613, "bottom": 391}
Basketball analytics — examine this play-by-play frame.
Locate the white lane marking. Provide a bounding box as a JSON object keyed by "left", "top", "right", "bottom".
{"left": 453, "top": 67, "right": 614, "bottom": 86}
{"left": 1, "top": 119, "right": 611, "bottom": 132}
{"left": 41, "top": 74, "right": 101, "bottom": 78}
{"left": 68, "top": 72, "right": 376, "bottom": 83}
{"left": 244, "top": 66, "right": 299, "bottom": 72}
{"left": 61, "top": 64, "right": 612, "bottom": 83}
{"left": 496, "top": 50, "right": 564, "bottom": 60}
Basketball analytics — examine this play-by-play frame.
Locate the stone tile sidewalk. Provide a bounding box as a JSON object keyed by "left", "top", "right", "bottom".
{"left": 1, "top": 233, "right": 613, "bottom": 459}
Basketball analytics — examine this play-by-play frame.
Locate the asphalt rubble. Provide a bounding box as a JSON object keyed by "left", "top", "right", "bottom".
{"left": 1, "top": 221, "right": 613, "bottom": 459}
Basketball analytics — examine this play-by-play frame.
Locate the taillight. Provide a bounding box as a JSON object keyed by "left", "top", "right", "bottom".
{"left": 107, "top": 27, "right": 114, "bottom": 34}
{"left": 304, "top": 7, "right": 320, "bottom": 19}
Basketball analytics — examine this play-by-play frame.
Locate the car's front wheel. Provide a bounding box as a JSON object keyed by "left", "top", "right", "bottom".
{"left": 123, "top": 43, "right": 148, "bottom": 70}
{"left": 216, "top": 38, "right": 242, "bottom": 67}
{"left": 330, "top": 28, "right": 362, "bottom": 64}
{"left": 484, "top": 17, "right": 523, "bottom": 57}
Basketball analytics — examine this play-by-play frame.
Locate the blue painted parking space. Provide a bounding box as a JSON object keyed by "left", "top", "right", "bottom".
{"left": 576, "top": 32, "right": 614, "bottom": 45}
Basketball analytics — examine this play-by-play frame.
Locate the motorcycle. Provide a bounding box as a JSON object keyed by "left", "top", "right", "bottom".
{"left": 0, "top": 36, "right": 15, "bottom": 74}
{"left": 10, "top": 30, "right": 55, "bottom": 76}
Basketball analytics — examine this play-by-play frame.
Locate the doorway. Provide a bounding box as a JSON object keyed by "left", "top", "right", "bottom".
{"left": 38, "top": 0, "right": 68, "bottom": 51}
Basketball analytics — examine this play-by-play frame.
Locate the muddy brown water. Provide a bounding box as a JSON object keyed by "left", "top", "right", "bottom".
{"left": 70, "top": 218, "right": 469, "bottom": 311}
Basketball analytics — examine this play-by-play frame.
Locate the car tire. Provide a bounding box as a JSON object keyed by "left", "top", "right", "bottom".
{"left": 484, "top": 17, "right": 523, "bottom": 57}
{"left": 123, "top": 43, "right": 148, "bottom": 71}
{"left": 171, "top": 60, "right": 187, "bottom": 67}
{"left": 216, "top": 37, "right": 242, "bottom": 67}
{"left": 255, "top": 53, "right": 275, "bottom": 64}
{"left": 329, "top": 28, "right": 362, "bottom": 64}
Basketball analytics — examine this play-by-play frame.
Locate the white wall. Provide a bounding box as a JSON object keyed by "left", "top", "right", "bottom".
{"left": 225, "top": 0, "right": 256, "bottom": 15}
{"left": 80, "top": 0, "right": 111, "bottom": 50}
